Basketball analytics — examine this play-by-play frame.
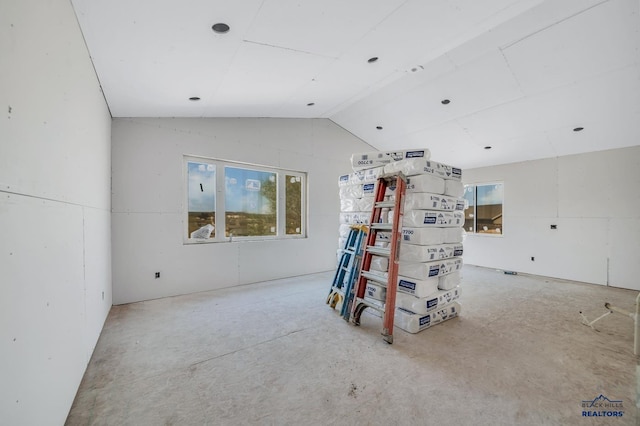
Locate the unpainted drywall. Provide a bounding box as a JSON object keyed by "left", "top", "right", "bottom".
{"left": 111, "top": 117, "right": 370, "bottom": 304}
{"left": 462, "top": 146, "right": 640, "bottom": 290}
{"left": 0, "top": 0, "right": 112, "bottom": 424}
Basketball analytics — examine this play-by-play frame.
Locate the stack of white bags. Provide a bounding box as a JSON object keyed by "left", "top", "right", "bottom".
{"left": 337, "top": 149, "right": 465, "bottom": 334}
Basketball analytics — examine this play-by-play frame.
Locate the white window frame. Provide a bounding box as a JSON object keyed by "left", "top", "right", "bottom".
{"left": 183, "top": 155, "right": 307, "bottom": 244}
{"left": 463, "top": 181, "right": 504, "bottom": 237}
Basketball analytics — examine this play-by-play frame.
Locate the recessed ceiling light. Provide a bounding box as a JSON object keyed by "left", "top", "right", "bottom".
{"left": 212, "top": 23, "right": 230, "bottom": 34}
{"left": 307, "top": 102, "right": 315, "bottom": 106}
{"left": 368, "top": 57, "right": 379, "bottom": 63}
{"left": 573, "top": 127, "right": 584, "bottom": 132}
{"left": 441, "top": 99, "right": 451, "bottom": 105}
{"left": 484, "top": 146, "right": 492, "bottom": 150}
{"left": 376, "top": 126, "right": 383, "bottom": 130}
{"left": 189, "top": 97, "right": 201, "bottom": 101}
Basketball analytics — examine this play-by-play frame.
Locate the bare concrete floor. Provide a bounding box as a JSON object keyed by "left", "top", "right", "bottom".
{"left": 67, "top": 266, "right": 638, "bottom": 426}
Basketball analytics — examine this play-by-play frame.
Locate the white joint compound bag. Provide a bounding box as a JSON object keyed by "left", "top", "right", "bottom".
{"left": 394, "top": 302, "right": 461, "bottom": 333}
{"left": 403, "top": 193, "right": 465, "bottom": 211}
{"left": 383, "top": 159, "right": 462, "bottom": 181}
{"left": 386, "top": 174, "right": 445, "bottom": 195}
{"left": 403, "top": 210, "right": 464, "bottom": 227}
{"left": 401, "top": 227, "right": 444, "bottom": 246}
{"left": 397, "top": 276, "right": 440, "bottom": 298}
{"left": 399, "top": 244, "right": 463, "bottom": 262}
{"left": 340, "top": 197, "right": 358, "bottom": 212}
{"left": 444, "top": 179, "right": 465, "bottom": 197}
{"left": 395, "top": 287, "right": 461, "bottom": 315}
{"left": 365, "top": 282, "right": 387, "bottom": 301}
{"left": 357, "top": 197, "right": 375, "bottom": 212}
{"left": 438, "top": 271, "right": 461, "bottom": 290}
{"left": 351, "top": 149, "right": 431, "bottom": 171}
{"left": 370, "top": 255, "right": 389, "bottom": 272}
{"left": 339, "top": 211, "right": 368, "bottom": 224}
{"left": 442, "top": 227, "right": 464, "bottom": 244}
{"left": 399, "top": 257, "right": 463, "bottom": 280}
{"left": 362, "top": 166, "right": 385, "bottom": 183}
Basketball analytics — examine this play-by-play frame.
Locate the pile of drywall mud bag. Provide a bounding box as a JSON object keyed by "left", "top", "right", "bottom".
{"left": 337, "top": 149, "right": 465, "bottom": 333}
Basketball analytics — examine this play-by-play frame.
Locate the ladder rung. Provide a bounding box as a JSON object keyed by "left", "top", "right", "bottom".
{"left": 365, "top": 246, "right": 390, "bottom": 257}
{"left": 370, "top": 223, "right": 393, "bottom": 231}
{"left": 355, "top": 297, "right": 386, "bottom": 313}
{"left": 331, "top": 286, "right": 345, "bottom": 295}
{"left": 375, "top": 201, "right": 395, "bottom": 208}
{"left": 361, "top": 271, "right": 389, "bottom": 285}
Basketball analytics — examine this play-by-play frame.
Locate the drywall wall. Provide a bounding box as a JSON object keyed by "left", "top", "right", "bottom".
{"left": 0, "top": 1, "right": 112, "bottom": 424}
{"left": 111, "top": 118, "right": 370, "bottom": 304}
{"left": 462, "top": 146, "right": 640, "bottom": 290}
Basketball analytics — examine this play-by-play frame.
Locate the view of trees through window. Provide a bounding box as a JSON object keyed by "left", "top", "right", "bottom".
{"left": 463, "top": 183, "right": 503, "bottom": 235}
{"left": 225, "top": 167, "right": 277, "bottom": 237}
{"left": 285, "top": 175, "right": 302, "bottom": 235}
{"left": 185, "top": 157, "right": 306, "bottom": 242}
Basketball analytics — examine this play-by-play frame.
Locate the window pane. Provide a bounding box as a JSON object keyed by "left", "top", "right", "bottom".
{"left": 476, "top": 183, "right": 503, "bottom": 234}
{"left": 225, "top": 167, "right": 277, "bottom": 237}
{"left": 463, "top": 185, "right": 475, "bottom": 233}
{"left": 286, "top": 175, "right": 303, "bottom": 235}
{"left": 187, "top": 162, "right": 216, "bottom": 239}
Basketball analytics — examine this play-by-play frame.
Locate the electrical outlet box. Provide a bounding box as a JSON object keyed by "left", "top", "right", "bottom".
{"left": 550, "top": 224, "right": 557, "bottom": 229}
{"left": 155, "top": 272, "right": 160, "bottom": 279}
{"left": 531, "top": 257, "right": 535, "bottom": 261}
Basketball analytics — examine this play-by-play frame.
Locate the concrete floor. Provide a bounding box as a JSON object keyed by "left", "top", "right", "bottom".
{"left": 66, "top": 265, "right": 638, "bottom": 426}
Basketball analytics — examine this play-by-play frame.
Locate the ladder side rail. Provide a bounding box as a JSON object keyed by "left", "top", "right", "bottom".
{"left": 329, "top": 228, "right": 356, "bottom": 293}
{"left": 328, "top": 226, "right": 362, "bottom": 307}
{"left": 381, "top": 174, "right": 406, "bottom": 342}
{"left": 341, "top": 229, "right": 366, "bottom": 320}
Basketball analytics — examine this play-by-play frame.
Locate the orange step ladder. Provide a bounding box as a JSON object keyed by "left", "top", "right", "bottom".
{"left": 350, "top": 172, "right": 406, "bottom": 344}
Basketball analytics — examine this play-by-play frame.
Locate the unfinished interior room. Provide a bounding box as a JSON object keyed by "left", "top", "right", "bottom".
{"left": 2, "top": 0, "right": 639, "bottom": 425}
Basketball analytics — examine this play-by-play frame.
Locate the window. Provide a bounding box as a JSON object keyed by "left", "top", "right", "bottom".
{"left": 225, "top": 167, "right": 277, "bottom": 237}
{"left": 463, "top": 183, "right": 503, "bottom": 235}
{"left": 285, "top": 175, "right": 303, "bottom": 235}
{"left": 185, "top": 156, "right": 306, "bottom": 242}
{"left": 187, "top": 161, "right": 216, "bottom": 239}
{"left": 463, "top": 186, "right": 475, "bottom": 233}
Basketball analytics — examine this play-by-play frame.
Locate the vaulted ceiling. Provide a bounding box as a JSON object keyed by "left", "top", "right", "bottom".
{"left": 71, "top": 0, "right": 640, "bottom": 168}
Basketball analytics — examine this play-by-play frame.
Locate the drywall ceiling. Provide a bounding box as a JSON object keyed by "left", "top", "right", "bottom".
{"left": 71, "top": 0, "right": 640, "bottom": 169}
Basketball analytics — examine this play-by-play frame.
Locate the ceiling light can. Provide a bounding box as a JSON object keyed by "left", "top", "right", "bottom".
{"left": 212, "top": 23, "right": 230, "bottom": 34}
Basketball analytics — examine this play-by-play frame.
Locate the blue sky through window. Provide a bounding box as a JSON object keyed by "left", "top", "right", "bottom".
{"left": 225, "top": 167, "right": 275, "bottom": 214}
{"left": 188, "top": 162, "right": 215, "bottom": 212}
{"left": 463, "top": 186, "right": 475, "bottom": 206}
{"left": 477, "top": 184, "right": 503, "bottom": 206}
